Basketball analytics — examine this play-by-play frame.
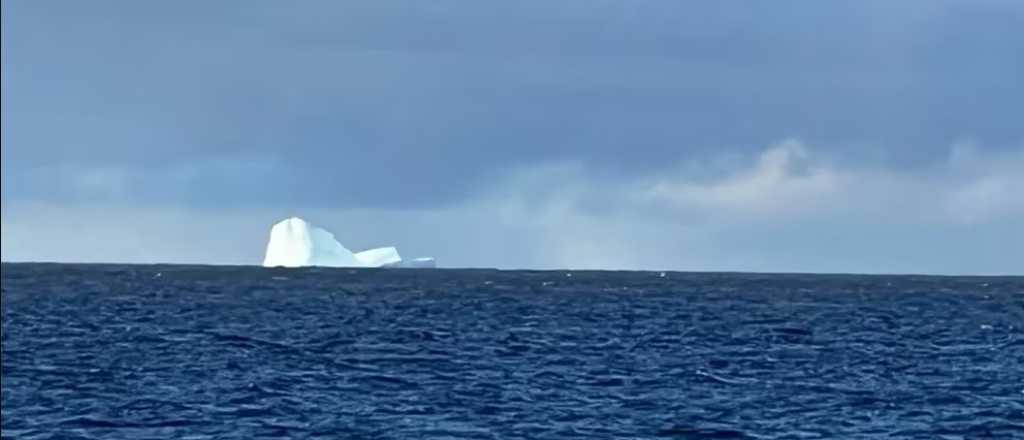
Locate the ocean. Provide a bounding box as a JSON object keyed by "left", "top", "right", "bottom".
{"left": 2, "top": 263, "right": 1022, "bottom": 439}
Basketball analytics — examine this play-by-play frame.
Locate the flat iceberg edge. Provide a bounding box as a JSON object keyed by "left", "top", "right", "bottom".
{"left": 262, "top": 217, "right": 435, "bottom": 268}
{"left": 384, "top": 257, "right": 437, "bottom": 269}
{"left": 354, "top": 247, "right": 402, "bottom": 267}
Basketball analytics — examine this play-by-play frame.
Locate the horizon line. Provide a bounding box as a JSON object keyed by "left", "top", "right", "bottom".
{"left": 1, "top": 260, "right": 1020, "bottom": 279}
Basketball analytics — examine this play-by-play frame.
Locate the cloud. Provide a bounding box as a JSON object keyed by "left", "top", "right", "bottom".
{"left": 632, "top": 139, "right": 1024, "bottom": 225}
{"left": 4, "top": 1, "right": 1023, "bottom": 210}
{"left": 644, "top": 140, "right": 842, "bottom": 218}
{"left": 4, "top": 139, "right": 1021, "bottom": 274}
{"left": 455, "top": 138, "right": 1023, "bottom": 272}
{"left": 3, "top": 2, "right": 1022, "bottom": 273}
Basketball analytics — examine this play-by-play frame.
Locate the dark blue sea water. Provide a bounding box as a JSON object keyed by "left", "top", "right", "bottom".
{"left": 2, "top": 264, "right": 1023, "bottom": 439}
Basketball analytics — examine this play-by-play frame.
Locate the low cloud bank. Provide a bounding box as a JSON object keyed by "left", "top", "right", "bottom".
{"left": 3, "top": 139, "right": 1021, "bottom": 275}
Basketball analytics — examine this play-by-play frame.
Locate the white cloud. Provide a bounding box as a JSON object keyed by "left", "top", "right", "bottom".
{"left": 461, "top": 138, "right": 1024, "bottom": 272}
{"left": 946, "top": 175, "right": 1023, "bottom": 224}
{"left": 644, "top": 139, "right": 843, "bottom": 218}
{"left": 634, "top": 139, "right": 1023, "bottom": 226}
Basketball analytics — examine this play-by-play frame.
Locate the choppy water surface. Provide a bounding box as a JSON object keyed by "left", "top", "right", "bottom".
{"left": 2, "top": 264, "right": 1023, "bottom": 439}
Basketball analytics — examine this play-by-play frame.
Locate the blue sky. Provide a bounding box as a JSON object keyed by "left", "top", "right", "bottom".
{"left": 2, "top": 1, "right": 1022, "bottom": 274}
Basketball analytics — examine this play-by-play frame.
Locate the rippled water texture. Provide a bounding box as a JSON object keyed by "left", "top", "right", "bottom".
{"left": 2, "top": 264, "right": 1023, "bottom": 439}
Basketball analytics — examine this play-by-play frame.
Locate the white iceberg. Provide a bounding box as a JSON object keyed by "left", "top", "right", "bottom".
{"left": 393, "top": 257, "right": 437, "bottom": 268}
{"left": 262, "top": 217, "right": 435, "bottom": 268}
{"left": 353, "top": 247, "right": 402, "bottom": 267}
{"left": 262, "top": 217, "right": 360, "bottom": 267}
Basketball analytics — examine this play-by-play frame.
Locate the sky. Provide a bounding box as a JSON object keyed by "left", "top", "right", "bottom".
{"left": 2, "top": 1, "right": 1022, "bottom": 274}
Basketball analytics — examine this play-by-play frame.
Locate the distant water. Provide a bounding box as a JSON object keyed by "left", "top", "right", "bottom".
{"left": 2, "top": 264, "right": 1023, "bottom": 439}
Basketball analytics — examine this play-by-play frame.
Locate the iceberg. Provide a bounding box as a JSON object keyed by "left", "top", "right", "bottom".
{"left": 262, "top": 217, "right": 360, "bottom": 267}
{"left": 390, "top": 257, "right": 437, "bottom": 269}
{"left": 354, "top": 247, "right": 402, "bottom": 267}
{"left": 262, "top": 217, "right": 435, "bottom": 268}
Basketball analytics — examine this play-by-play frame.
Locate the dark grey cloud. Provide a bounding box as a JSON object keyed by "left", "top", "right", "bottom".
{"left": 4, "top": 0, "right": 1022, "bottom": 210}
